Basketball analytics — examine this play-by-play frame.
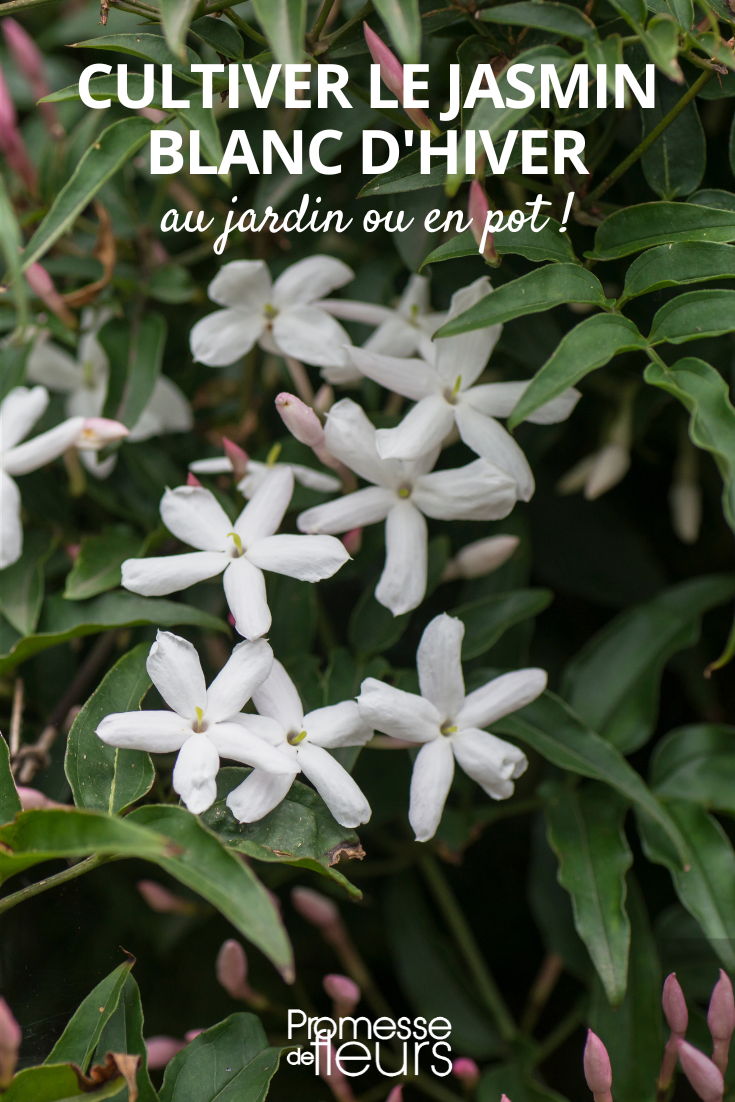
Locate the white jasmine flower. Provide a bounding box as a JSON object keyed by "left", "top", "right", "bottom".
{"left": 297, "top": 399, "right": 518, "bottom": 616}
{"left": 441, "top": 534, "right": 520, "bottom": 581}
{"left": 189, "top": 443, "right": 341, "bottom": 499}
{"left": 357, "top": 614, "right": 546, "bottom": 841}
{"left": 121, "top": 466, "right": 349, "bottom": 640}
{"left": 27, "top": 318, "right": 192, "bottom": 479}
{"left": 0, "top": 385, "right": 128, "bottom": 569}
{"left": 226, "top": 659, "right": 372, "bottom": 828}
{"left": 96, "top": 631, "right": 296, "bottom": 815}
{"left": 347, "top": 277, "right": 581, "bottom": 501}
{"left": 557, "top": 388, "right": 633, "bottom": 501}
{"left": 189, "top": 256, "right": 357, "bottom": 370}
{"left": 318, "top": 274, "right": 447, "bottom": 386}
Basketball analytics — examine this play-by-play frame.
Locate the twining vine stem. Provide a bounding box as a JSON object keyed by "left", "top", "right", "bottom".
{"left": 0, "top": 854, "right": 113, "bottom": 916}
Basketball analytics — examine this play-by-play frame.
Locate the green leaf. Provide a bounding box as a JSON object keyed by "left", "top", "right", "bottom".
{"left": 608, "top": 0, "right": 647, "bottom": 26}
{"left": 251, "top": 0, "right": 306, "bottom": 65}
{"left": 668, "top": 0, "right": 694, "bottom": 29}
{"left": 641, "top": 73, "right": 704, "bottom": 199}
{"left": 65, "top": 644, "right": 154, "bottom": 816}
{"left": 494, "top": 692, "right": 688, "bottom": 862}
{"left": 190, "top": 15, "right": 244, "bottom": 59}
{"left": 0, "top": 172, "right": 27, "bottom": 328}
{"left": 528, "top": 814, "right": 592, "bottom": 982}
{"left": 541, "top": 781, "right": 632, "bottom": 1006}
{"left": 93, "top": 974, "right": 157, "bottom": 1102}
{"left": 373, "top": 0, "right": 421, "bottom": 62}
{"left": 480, "top": 1, "right": 598, "bottom": 41}
{"left": 588, "top": 877, "right": 662, "bottom": 1102}
{"left": 619, "top": 241, "right": 735, "bottom": 304}
{"left": 0, "top": 591, "right": 228, "bottom": 675}
{"left": 636, "top": 799, "right": 735, "bottom": 972}
{"left": 643, "top": 357, "right": 735, "bottom": 532}
{"left": 266, "top": 573, "right": 317, "bottom": 660}
{"left": 349, "top": 583, "right": 411, "bottom": 657}
{"left": 640, "top": 15, "right": 683, "bottom": 81}
{"left": 0, "top": 530, "right": 53, "bottom": 634}
{"left": 126, "top": 805, "right": 294, "bottom": 979}
{"left": 421, "top": 221, "right": 577, "bottom": 269}
{"left": 120, "top": 313, "right": 166, "bottom": 429}
{"left": 64, "top": 526, "right": 143, "bottom": 601}
{"left": 202, "top": 768, "right": 364, "bottom": 901}
{"left": 586, "top": 201, "right": 735, "bottom": 260}
{"left": 159, "top": 1013, "right": 282, "bottom": 1102}
{"left": 648, "top": 288, "right": 735, "bottom": 345}
{"left": 507, "top": 315, "right": 649, "bottom": 431}
{"left": 0, "top": 342, "right": 32, "bottom": 403}
{"left": 0, "top": 809, "right": 173, "bottom": 886}
{"left": 159, "top": 0, "right": 201, "bottom": 60}
{"left": 451, "top": 589, "right": 554, "bottom": 660}
{"left": 650, "top": 724, "right": 735, "bottom": 811}
{"left": 47, "top": 957, "right": 136, "bottom": 1071}
{"left": 435, "top": 266, "right": 607, "bottom": 336}
{"left": 561, "top": 575, "right": 735, "bottom": 753}
{"left": 2, "top": 1066, "right": 126, "bottom": 1102}
{"left": 99, "top": 318, "right": 131, "bottom": 422}
{"left": 0, "top": 735, "right": 21, "bottom": 826}
{"left": 689, "top": 188, "right": 735, "bottom": 211}
{"left": 72, "top": 34, "right": 201, "bottom": 84}
{"left": 20, "top": 118, "right": 156, "bottom": 272}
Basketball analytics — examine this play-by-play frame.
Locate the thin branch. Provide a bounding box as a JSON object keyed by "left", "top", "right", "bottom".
{"left": 284, "top": 355, "right": 315, "bottom": 405}
{"left": 0, "top": 0, "right": 61, "bottom": 12}
{"left": 583, "top": 68, "right": 713, "bottom": 207}
{"left": 310, "top": 0, "right": 338, "bottom": 42}
{"left": 521, "top": 951, "right": 564, "bottom": 1034}
{"left": 320, "top": 1, "right": 373, "bottom": 50}
{"left": 223, "top": 7, "right": 269, "bottom": 45}
{"left": 0, "top": 854, "right": 113, "bottom": 916}
{"left": 9, "top": 679, "right": 24, "bottom": 759}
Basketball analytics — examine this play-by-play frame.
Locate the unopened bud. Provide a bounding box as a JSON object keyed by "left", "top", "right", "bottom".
{"left": 2, "top": 18, "right": 62, "bottom": 138}
{"left": 184, "top": 1029, "right": 203, "bottom": 1042}
{"left": 583, "top": 1030, "right": 613, "bottom": 1102}
{"left": 24, "top": 262, "right": 75, "bottom": 327}
{"left": 442, "top": 535, "right": 519, "bottom": 582}
{"left": 291, "top": 886, "right": 341, "bottom": 931}
{"left": 669, "top": 479, "right": 702, "bottom": 544}
{"left": 678, "top": 1040, "right": 725, "bottom": 1102}
{"left": 76, "top": 417, "right": 129, "bottom": 450}
{"left": 363, "top": 22, "right": 436, "bottom": 132}
{"left": 65, "top": 543, "right": 81, "bottom": 561}
{"left": 663, "top": 973, "right": 688, "bottom": 1035}
{"left": 584, "top": 442, "right": 630, "bottom": 500}
{"left": 0, "top": 997, "right": 21, "bottom": 1088}
{"left": 0, "top": 62, "right": 37, "bottom": 193}
{"left": 17, "top": 786, "right": 64, "bottom": 810}
{"left": 137, "top": 880, "right": 194, "bottom": 915}
{"left": 216, "top": 939, "right": 249, "bottom": 1000}
{"left": 276, "top": 393, "right": 324, "bottom": 448}
{"left": 222, "top": 437, "right": 249, "bottom": 481}
{"left": 186, "top": 472, "right": 202, "bottom": 487}
{"left": 468, "top": 180, "right": 499, "bottom": 266}
{"left": 387, "top": 1088, "right": 403, "bottom": 1102}
{"left": 323, "top": 974, "right": 360, "bottom": 1017}
{"left": 708, "top": 970, "right": 735, "bottom": 1077}
{"left": 452, "top": 1057, "right": 480, "bottom": 1086}
{"left": 145, "top": 1036, "right": 185, "bottom": 1069}
{"left": 342, "top": 528, "right": 362, "bottom": 556}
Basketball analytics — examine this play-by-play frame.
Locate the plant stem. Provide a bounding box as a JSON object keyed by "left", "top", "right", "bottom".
{"left": 532, "top": 996, "right": 586, "bottom": 1066}
{"left": 0, "top": 0, "right": 60, "bottom": 11}
{"left": 521, "top": 951, "right": 564, "bottom": 1034}
{"left": 320, "top": 0, "right": 373, "bottom": 49}
{"left": 584, "top": 68, "right": 713, "bottom": 207}
{"left": 419, "top": 853, "right": 517, "bottom": 1043}
{"left": 223, "top": 7, "right": 268, "bottom": 44}
{"left": 0, "top": 854, "right": 112, "bottom": 916}
{"left": 310, "top": 0, "right": 338, "bottom": 41}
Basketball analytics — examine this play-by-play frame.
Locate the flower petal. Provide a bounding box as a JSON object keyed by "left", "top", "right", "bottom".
{"left": 417, "top": 614, "right": 465, "bottom": 721}
{"left": 466, "top": 382, "right": 581, "bottom": 425}
{"left": 452, "top": 728, "right": 527, "bottom": 799}
{"left": 304, "top": 701, "right": 373, "bottom": 748}
{"left": 208, "top": 259, "right": 271, "bottom": 308}
{"left": 235, "top": 465, "right": 293, "bottom": 545}
{"left": 412, "top": 458, "right": 517, "bottom": 521}
{"left": 273, "top": 305, "right": 353, "bottom": 368}
{"left": 297, "top": 486, "right": 396, "bottom": 535}
{"left": 121, "top": 551, "right": 227, "bottom": 596}
{"left": 0, "top": 472, "right": 22, "bottom": 570}
{"left": 228, "top": 712, "right": 287, "bottom": 746}
{"left": 434, "top": 277, "right": 500, "bottom": 388}
{"left": 246, "top": 533, "right": 349, "bottom": 582}
{"left": 96, "top": 710, "right": 191, "bottom": 752}
{"left": 295, "top": 741, "right": 371, "bottom": 827}
{"left": 128, "top": 376, "right": 193, "bottom": 442}
{"left": 223, "top": 556, "right": 271, "bottom": 640}
{"left": 252, "top": 658, "right": 304, "bottom": 732}
{"left": 272, "top": 255, "right": 353, "bottom": 306}
{"left": 347, "top": 348, "right": 440, "bottom": 401}
{"left": 189, "top": 457, "right": 233, "bottom": 475}
{"left": 3, "top": 417, "right": 85, "bottom": 476}
{"left": 363, "top": 316, "right": 423, "bottom": 358}
{"left": 208, "top": 721, "right": 299, "bottom": 774}
{"left": 160, "top": 486, "right": 232, "bottom": 551}
{"left": 289, "top": 463, "right": 342, "bottom": 493}
{"left": 172, "top": 733, "right": 220, "bottom": 814}
{"left": 318, "top": 299, "right": 393, "bottom": 325}
{"left": 399, "top": 274, "right": 432, "bottom": 317}
{"left": 456, "top": 668, "right": 548, "bottom": 730}
{"left": 324, "top": 398, "right": 400, "bottom": 488}
{"left": 0, "top": 385, "right": 48, "bottom": 451}
{"left": 146, "top": 630, "right": 206, "bottom": 721}
{"left": 27, "top": 338, "right": 83, "bottom": 391}
{"left": 454, "top": 402, "right": 534, "bottom": 502}
{"left": 375, "top": 396, "right": 455, "bottom": 462}
{"left": 190, "top": 308, "right": 264, "bottom": 367}
{"left": 409, "top": 737, "right": 455, "bottom": 842}
{"left": 205, "top": 638, "right": 273, "bottom": 723}
{"left": 66, "top": 382, "right": 105, "bottom": 420}
{"left": 356, "top": 677, "right": 441, "bottom": 742}
{"left": 226, "top": 769, "right": 297, "bottom": 823}
{"left": 376, "top": 501, "right": 427, "bottom": 615}
{"left": 80, "top": 450, "right": 117, "bottom": 480}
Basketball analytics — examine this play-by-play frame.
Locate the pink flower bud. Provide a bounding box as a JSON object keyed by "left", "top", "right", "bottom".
{"left": 678, "top": 1040, "right": 725, "bottom": 1102}
{"left": 316, "top": 1039, "right": 356, "bottom": 1102}
{"left": 342, "top": 528, "right": 362, "bottom": 556}
{"left": 137, "top": 880, "right": 194, "bottom": 915}
{"left": 25, "top": 263, "right": 75, "bottom": 327}
{"left": 0, "top": 62, "right": 37, "bottom": 192}
{"left": 216, "top": 939, "right": 249, "bottom": 1000}
{"left": 452, "top": 1057, "right": 480, "bottom": 1086}
{"left": 17, "top": 786, "right": 64, "bottom": 810}
{"left": 387, "top": 1088, "right": 403, "bottom": 1102}
{"left": 145, "top": 1036, "right": 185, "bottom": 1069}
{"left": 708, "top": 970, "right": 735, "bottom": 1076}
{"left": 2, "top": 18, "right": 62, "bottom": 138}
{"left": 468, "top": 181, "right": 499, "bottom": 267}
{"left": 323, "top": 974, "right": 361, "bottom": 1017}
{"left": 184, "top": 1029, "right": 203, "bottom": 1042}
{"left": 228, "top": 612, "right": 236, "bottom": 628}
{"left": 76, "top": 418, "right": 129, "bottom": 450}
{"left": 500, "top": 1096, "right": 512, "bottom": 1102}
{"left": 363, "top": 22, "right": 435, "bottom": 132}
{"left": 65, "top": 543, "right": 81, "bottom": 561}
{"left": 663, "top": 973, "right": 688, "bottom": 1035}
{"left": 583, "top": 1030, "right": 613, "bottom": 1102}
{"left": 186, "top": 472, "right": 202, "bottom": 487}
{"left": 223, "top": 437, "right": 249, "bottom": 482}
{"left": 442, "top": 535, "right": 519, "bottom": 582}
{"left": 276, "top": 393, "right": 324, "bottom": 448}
{"left": 0, "top": 998, "right": 21, "bottom": 1088}
{"left": 291, "top": 886, "right": 341, "bottom": 931}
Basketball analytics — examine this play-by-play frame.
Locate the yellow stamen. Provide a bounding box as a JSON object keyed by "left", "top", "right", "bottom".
{"left": 441, "top": 722, "right": 458, "bottom": 735}
{"left": 82, "top": 359, "right": 96, "bottom": 387}
{"left": 452, "top": 375, "right": 462, "bottom": 397}
{"left": 195, "top": 706, "right": 204, "bottom": 731}
{"left": 266, "top": 442, "right": 282, "bottom": 467}
{"left": 227, "top": 531, "right": 244, "bottom": 555}
{"left": 398, "top": 487, "right": 411, "bottom": 499}
{"left": 288, "top": 730, "right": 308, "bottom": 745}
